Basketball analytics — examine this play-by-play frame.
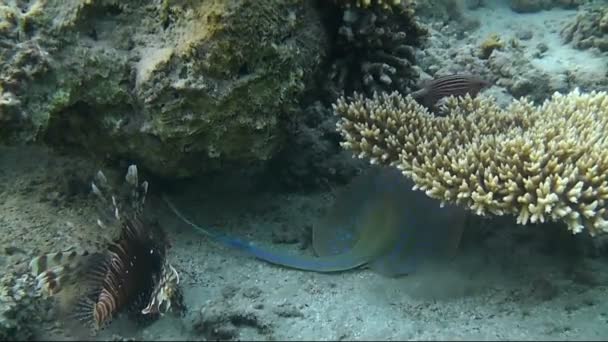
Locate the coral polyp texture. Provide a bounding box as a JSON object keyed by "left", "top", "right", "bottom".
{"left": 333, "top": 89, "right": 608, "bottom": 236}
{"left": 329, "top": 0, "right": 426, "bottom": 98}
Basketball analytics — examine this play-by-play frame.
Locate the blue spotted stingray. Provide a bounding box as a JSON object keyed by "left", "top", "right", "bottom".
{"left": 163, "top": 167, "right": 466, "bottom": 277}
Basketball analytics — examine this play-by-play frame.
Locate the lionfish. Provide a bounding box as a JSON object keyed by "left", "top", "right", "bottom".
{"left": 28, "top": 165, "right": 182, "bottom": 332}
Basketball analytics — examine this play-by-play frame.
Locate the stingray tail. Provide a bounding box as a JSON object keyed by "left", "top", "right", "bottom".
{"left": 162, "top": 195, "right": 365, "bottom": 272}
{"left": 161, "top": 194, "right": 272, "bottom": 253}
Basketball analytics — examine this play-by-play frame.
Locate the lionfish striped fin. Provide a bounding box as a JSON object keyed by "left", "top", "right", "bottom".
{"left": 73, "top": 296, "right": 100, "bottom": 330}
{"left": 141, "top": 262, "right": 180, "bottom": 316}
{"left": 124, "top": 165, "right": 148, "bottom": 215}
{"left": 29, "top": 248, "right": 91, "bottom": 296}
{"left": 91, "top": 165, "right": 148, "bottom": 230}
{"left": 72, "top": 239, "right": 141, "bottom": 331}
{"left": 70, "top": 250, "right": 120, "bottom": 331}
{"left": 91, "top": 172, "right": 121, "bottom": 228}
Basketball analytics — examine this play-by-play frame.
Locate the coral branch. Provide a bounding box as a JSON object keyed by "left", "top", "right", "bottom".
{"left": 334, "top": 89, "right": 608, "bottom": 235}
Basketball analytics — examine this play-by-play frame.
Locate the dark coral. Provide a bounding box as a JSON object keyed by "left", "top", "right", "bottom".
{"left": 268, "top": 101, "right": 364, "bottom": 191}
{"left": 266, "top": 1, "right": 426, "bottom": 191}
{"left": 326, "top": 1, "right": 427, "bottom": 98}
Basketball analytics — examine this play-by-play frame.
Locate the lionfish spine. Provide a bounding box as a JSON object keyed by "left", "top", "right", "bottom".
{"left": 93, "top": 289, "right": 117, "bottom": 329}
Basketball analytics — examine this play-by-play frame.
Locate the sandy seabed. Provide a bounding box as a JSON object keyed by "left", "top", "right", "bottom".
{"left": 2, "top": 144, "right": 608, "bottom": 341}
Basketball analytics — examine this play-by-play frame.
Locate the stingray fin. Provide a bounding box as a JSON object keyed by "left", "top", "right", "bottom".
{"left": 366, "top": 168, "right": 467, "bottom": 277}
{"left": 163, "top": 166, "right": 466, "bottom": 277}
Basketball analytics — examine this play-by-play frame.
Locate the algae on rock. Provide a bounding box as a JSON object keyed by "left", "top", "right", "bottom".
{"left": 561, "top": 3, "right": 608, "bottom": 52}
{"left": 0, "top": 0, "right": 328, "bottom": 178}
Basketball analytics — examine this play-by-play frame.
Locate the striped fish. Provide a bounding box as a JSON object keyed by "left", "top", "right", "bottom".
{"left": 29, "top": 165, "right": 181, "bottom": 333}
{"left": 411, "top": 74, "right": 491, "bottom": 112}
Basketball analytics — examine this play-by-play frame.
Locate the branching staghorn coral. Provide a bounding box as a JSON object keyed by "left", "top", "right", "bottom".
{"left": 333, "top": 89, "right": 608, "bottom": 236}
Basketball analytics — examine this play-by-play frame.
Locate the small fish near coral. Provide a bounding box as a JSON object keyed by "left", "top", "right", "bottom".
{"left": 163, "top": 166, "right": 467, "bottom": 277}
{"left": 28, "top": 165, "right": 183, "bottom": 334}
{"left": 410, "top": 74, "right": 492, "bottom": 114}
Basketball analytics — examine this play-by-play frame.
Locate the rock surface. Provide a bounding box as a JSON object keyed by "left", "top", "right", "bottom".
{"left": 561, "top": 3, "right": 608, "bottom": 52}
{"left": 0, "top": 0, "right": 328, "bottom": 178}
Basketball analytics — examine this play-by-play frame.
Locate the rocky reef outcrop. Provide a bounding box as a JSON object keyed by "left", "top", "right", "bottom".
{"left": 561, "top": 3, "right": 608, "bottom": 52}
{"left": 0, "top": 272, "right": 48, "bottom": 341}
{"left": 0, "top": 0, "right": 328, "bottom": 178}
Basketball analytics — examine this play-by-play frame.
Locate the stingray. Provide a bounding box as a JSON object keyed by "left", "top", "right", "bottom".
{"left": 162, "top": 166, "right": 467, "bottom": 277}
